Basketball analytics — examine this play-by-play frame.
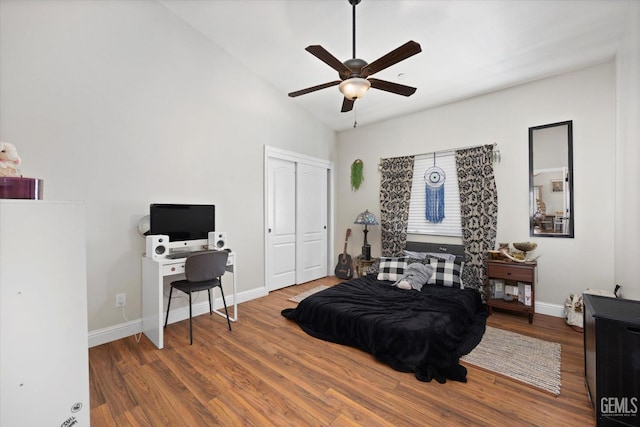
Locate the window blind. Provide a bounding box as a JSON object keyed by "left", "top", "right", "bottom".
{"left": 407, "top": 152, "right": 462, "bottom": 237}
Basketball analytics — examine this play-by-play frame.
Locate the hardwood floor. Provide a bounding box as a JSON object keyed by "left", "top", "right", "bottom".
{"left": 89, "top": 276, "right": 595, "bottom": 426}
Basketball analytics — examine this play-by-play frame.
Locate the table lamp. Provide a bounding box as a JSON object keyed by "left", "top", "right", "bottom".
{"left": 354, "top": 209, "right": 378, "bottom": 260}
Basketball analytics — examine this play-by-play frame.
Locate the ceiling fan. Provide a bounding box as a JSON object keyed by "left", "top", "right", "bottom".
{"left": 288, "top": 0, "right": 422, "bottom": 113}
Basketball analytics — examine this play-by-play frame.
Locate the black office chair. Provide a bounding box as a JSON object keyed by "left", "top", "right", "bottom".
{"left": 164, "top": 251, "right": 231, "bottom": 344}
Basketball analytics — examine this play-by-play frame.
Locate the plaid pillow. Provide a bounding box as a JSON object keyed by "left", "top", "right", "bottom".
{"left": 369, "top": 257, "right": 421, "bottom": 277}
{"left": 377, "top": 257, "right": 408, "bottom": 281}
{"left": 425, "top": 258, "right": 464, "bottom": 288}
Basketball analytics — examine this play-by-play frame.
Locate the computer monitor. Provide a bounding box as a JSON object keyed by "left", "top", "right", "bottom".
{"left": 149, "top": 204, "right": 215, "bottom": 242}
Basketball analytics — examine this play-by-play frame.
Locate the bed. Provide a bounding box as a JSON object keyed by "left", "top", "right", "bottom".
{"left": 281, "top": 242, "right": 488, "bottom": 383}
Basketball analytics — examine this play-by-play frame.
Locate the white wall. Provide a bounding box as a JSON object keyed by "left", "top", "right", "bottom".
{"left": 2, "top": 0, "right": 635, "bottom": 341}
{"left": 0, "top": 0, "right": 336, "bottom": 337}
{"left": 615, "top": 0, "right": 640, "bottom": 300}
{"left": 336, "top": 63, "right": 617, "bottom": 313}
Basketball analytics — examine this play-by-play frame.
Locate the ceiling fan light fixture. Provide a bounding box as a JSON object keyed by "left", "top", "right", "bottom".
{"left": 287, "top": 0, "right": 421, "bottom": 112}
{"left": 339, "top": 77, "right": 371, "bottom": 100}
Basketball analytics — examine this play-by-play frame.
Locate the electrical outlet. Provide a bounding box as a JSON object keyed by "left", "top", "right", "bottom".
{"left": 115, "top": 293, "right": 126, "bottom": 307}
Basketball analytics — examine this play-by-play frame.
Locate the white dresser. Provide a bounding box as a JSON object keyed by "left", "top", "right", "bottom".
{"left": 0, "top": 200, "right": 90, "bottom": 426}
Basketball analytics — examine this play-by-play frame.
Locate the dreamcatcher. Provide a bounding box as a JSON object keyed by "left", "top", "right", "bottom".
{"left": 424, "top": 154, "right": 446, "bottom": 223}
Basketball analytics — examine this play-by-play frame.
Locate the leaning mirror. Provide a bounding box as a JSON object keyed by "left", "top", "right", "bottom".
{"left": 529, "top": 120, "right": 574, "bottom": 238}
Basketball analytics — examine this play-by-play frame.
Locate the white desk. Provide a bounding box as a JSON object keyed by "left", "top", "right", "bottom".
{"left": 142, "top": 252, "right": 236, "bottom": 349}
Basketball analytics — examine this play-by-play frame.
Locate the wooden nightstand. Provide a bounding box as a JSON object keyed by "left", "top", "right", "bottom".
{"left": 354, "top": 256, "right": 378, "bottom": 278}
{"left": 485, "top": 260, "right": 536, "bottom": 323}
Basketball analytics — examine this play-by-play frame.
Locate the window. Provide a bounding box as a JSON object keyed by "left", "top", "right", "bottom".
{"left": 407, "top": 152, "right": 462, "bottom": 237}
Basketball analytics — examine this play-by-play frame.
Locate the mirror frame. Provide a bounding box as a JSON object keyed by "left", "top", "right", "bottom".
{"left": 529, "top": 120, "right": 574, "bottom": 238}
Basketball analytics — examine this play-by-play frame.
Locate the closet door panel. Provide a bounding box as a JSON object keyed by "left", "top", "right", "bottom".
{"left": 296, "top": 163, "right": 328, "bottom": 283}
{"left": 267, "top": 158, "right": 297, "bottom": 291}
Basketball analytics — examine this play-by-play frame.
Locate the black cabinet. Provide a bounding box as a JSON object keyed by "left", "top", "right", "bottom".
{"left": 583, "top": 294, "right": 640, "bottom": 426}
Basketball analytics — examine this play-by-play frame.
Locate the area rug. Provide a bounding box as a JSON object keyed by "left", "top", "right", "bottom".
{"left": 461, "top": 326, "right": 562, "bottom": 395}
{"left": 288, "top": 285, "right": 330, "bottom": 303}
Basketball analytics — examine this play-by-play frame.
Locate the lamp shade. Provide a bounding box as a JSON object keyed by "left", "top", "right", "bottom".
{"left": 339, "top": 78, "right": 371, "bottom": 100}
{"left": 354, "top": 209, "right": 378, "bottom": 226}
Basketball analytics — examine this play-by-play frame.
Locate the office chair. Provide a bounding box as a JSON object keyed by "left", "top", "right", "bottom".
{"left": 164, "top": 251, "right": 231, "bottom": 345}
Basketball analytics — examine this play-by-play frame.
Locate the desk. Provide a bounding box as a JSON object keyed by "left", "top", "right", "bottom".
{"left": 142, "top": 252, "right": 236, "bottom": 349}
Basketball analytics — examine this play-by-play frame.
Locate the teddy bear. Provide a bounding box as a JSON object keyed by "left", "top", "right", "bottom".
{"left": 393, "top": 263, "right": 434, "bottom": 291}
{"left": 0, "top": 141, "right": 21, "bottom": 177}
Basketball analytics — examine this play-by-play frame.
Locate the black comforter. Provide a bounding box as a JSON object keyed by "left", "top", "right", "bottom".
{"left": 281, "top": 276, "right": 487, "bottom": 383}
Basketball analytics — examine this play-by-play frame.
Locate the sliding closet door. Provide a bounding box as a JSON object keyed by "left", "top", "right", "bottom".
{"left": 296, "top": 163, "right": 328, "bottom": 283}
{"left": 265, "top": 147, "right": 333, "bottom": 292}
{"left": 266, "top": 157, "right": 297, "bottom": 291}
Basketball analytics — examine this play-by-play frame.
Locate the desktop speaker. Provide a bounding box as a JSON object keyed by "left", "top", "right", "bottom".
{"left": 208, "top": 231, "right": 227, "bottom": 251}
{"left": 146, "top": 234, "right": 169, "bottom": 259}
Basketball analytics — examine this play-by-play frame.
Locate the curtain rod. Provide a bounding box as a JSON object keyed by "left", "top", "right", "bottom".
{"left": 378, "top": 142, "right": 500, "bottom": 167}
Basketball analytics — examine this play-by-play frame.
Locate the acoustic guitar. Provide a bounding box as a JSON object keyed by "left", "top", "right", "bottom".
{"left": 334, "top": 228, "right": 353, "bottom": 280}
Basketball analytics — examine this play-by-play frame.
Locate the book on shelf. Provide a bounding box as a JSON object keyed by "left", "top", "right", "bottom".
{"left": 489, "top": 279, "right": 504, "bottom": 298}
{"left": 505, "top": 284, "right": 519, "bottom": 298}
{"left": 517, "top": 282, "right": 532, "bottom": 306}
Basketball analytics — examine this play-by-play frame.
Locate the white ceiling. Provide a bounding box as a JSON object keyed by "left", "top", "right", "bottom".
{"left": 160, "top": 0, "right": 631, "bottom": 131}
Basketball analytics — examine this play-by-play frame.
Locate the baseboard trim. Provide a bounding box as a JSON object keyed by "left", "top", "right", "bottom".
{"left": 89, "top": 291, "right": 566, "bottom": 347}
{"left": 535, "top": 301, "right": 565, "bottom": 318}
{"left": 89, "top": 286, "right": 267, "bottom": 348}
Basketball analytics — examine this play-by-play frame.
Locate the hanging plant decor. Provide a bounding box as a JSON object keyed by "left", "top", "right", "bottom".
{"left": 351, "top": 159, "right": 364, "bottom": 191}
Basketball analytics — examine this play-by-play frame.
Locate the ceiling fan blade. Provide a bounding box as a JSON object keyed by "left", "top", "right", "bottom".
{"left": 306, "top": 45, "right": 352, "bottom": 75}
{"left": 369, "top": 78, "right": 417, "bottom": 97}
{"left": 361, "top": 41, "right": 422, "bottom": 77}
{"left": 341, "top": 97, "right": 355, "bottom": 113}
{"left": 288, "top": 80, "right": 341, "bottom": 97}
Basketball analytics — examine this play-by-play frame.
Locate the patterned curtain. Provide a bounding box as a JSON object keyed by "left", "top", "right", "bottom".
{"left": 455, "top": 145, "right": 498, "bottom": 297}
{"left": 379, "top": 156, "right": 415, "bottom": 256}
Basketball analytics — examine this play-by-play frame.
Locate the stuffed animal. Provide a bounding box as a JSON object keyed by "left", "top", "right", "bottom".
{"left": 0, "top": 141, "right": 21, "bottom": 177}
{"left": 393, "top": 263, "right": 434, "bottom": 291}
